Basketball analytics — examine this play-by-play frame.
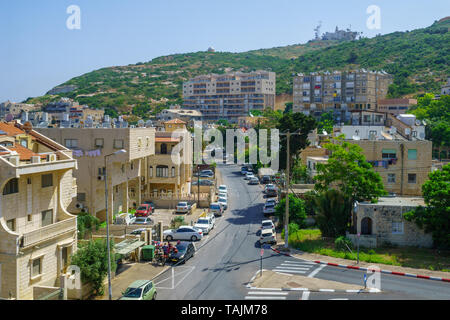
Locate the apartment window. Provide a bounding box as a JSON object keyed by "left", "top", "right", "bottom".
{"left": 6, "top": 219, "right": 16, "bottom": 231}
{"left": 387, "top": 174, "right": 396, "bottom": 183}
{"left": 149, "top": 166, "right": 153, "bottom": 178}
{"left": 27, "top": 178, "right": 32, "bottom": 185}
{"left": 41, "top": 174, "right": 53, "bottom": 188}
{"left": 32, "top": 258, "right": 42, "bottom": 278}
{"left": 131, "top": 161, "right": 134, "bottom": 170}
{"left": 98, "top": 167, "right": 106, "bottom": 176}
{"left": 408, "top": 149, "right": 417, "bottom": 160}
{"left": 156, "top": 166, "right": 169, "bottom": 178}
{"left": 41, "top": 209, "right": 53, "bottom": 227}
{"left": 382, "top": 149, "right": 397, "bottom": 159}
{"left": 363, "top": 115, "right": 371, "bottom": 123}
{"left": 3, "top": 178, "right": 19, "bottom": 195}
{"left": 27, "top": 214, "right": 32, "bottom": 222}
{"left": 20, "top": 138, "right": 28, "bottom": 148}
{"left": 64, "top": 139, "right": 78, "bottom": 149}
{"left": 408, "top": 174, "right": 417, "bottom": 184}
{"left": 172, "top": 167, "right": 175, "bottom": 177}
{"left": 392, "top": 222, "right": 404, "bottom": 234}
{"left": 114, "top": 139, "right": 124, "bottom": 149}
{"left": 95, "top": 138, "right": 104, "bottom": 148}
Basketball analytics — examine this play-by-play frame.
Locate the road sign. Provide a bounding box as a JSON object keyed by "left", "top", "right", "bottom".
{"left": 262, "top": 244, "right": 271, "bottom": 249}
{"left": 260, "top": 248, "right": 264, "bottom": 256}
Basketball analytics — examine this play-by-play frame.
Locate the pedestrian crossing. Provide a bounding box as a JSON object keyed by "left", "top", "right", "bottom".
{"left": 272, "top": 260, "right": 317, "bottom": 275}
{"left": 245, "top": 288, "right": 288, "bottom": 300}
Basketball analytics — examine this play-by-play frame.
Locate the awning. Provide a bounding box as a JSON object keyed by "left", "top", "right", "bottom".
{"left": 115, "top": 240, "right": 146, "bottom": 256}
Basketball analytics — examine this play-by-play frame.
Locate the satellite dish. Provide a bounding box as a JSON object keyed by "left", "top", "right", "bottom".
{"left": 415, "top": 120, "right": 421, "bottom": 126}
{"left": 323, "top": 130, "right": 328, "bottom": 136}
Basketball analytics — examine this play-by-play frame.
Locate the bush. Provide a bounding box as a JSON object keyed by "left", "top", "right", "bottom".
{"left": 171, "top": 216, "right": 185, "bottom": 228}
{"left": 77, "top": 212, "right": 100, "bottom": 239}
{"left": 275, "top": 194, "right": 307, "bottom": 228}
{"left": 335, "top": 236, "right": 353, "bottom": 252}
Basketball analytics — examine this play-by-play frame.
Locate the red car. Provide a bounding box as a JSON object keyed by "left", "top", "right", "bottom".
{"left": 135, "top": 204, "right": 152, "bottom": 217}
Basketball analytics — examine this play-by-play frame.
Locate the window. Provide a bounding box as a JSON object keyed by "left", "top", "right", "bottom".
{"left": 392, "top": 222, "right": 404, "bottom": 234}
{"left": 408, "top": 174, "right": 417, "bottom": 184}
{"left": 363, "top": 115, "right": 371, "bottom": 123}
{"left": 172, "top": 167, "right": 175, "bottom": 177}
{"left": 387, "top": 174, "right": 396, "bottom": 183}
{"left": 95, "top": 138, "right": 104, "bottom": 148}
{"left": 408, "top": 149, "right": 417, "bottom": 160}
{"left": 156, "top": 166, "right": 168, "bottom": 178}
{"left": 20, "top": 139, "right": 28, "bottom": 148}
{"left": 41, "top": 174, "right": 53, "bottom": 188}
{"left": 3, "top": 178, "right": 19, "bottom": 195}
{"left": 32, "top": 258, "right": 42, "bottom": 277}
{"left": 98, "top": 167, "right": 106, "bottom": 176}
{"left": 27, "top": 178, "right": 32, "bottom": 185}
{"left": 149, "top": 166, "right": 153, "bottom": 178}
{"left": 64, "top": 139, "right": 78, "bottom": 148}
{"left": 114, "top": 139, "right": 124, "bottom": 149}
{"left": 27, "top": 214, "right": 32, "bottom": 222}
{"left": 41, "top": 209, "right": 53, "bottom": 227}
{"left": 6, "top": 219, "right": 16, "bottom": 231}
{"left": 382, "top": 149, "right": 397, "bottom": 159}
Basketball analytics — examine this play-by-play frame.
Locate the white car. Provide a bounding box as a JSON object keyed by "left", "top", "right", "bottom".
{"left": 115, "top": 213, "right": 136, "bottom": 225}
{"left": 218, "top": 185, "right": 228, "bottom": 194}
{"left": 265, "top": 199, "right": 278, "bottom": 207}
{"left": 261, "top": 220, "right": 275, "bottom": 234}
{"left": 194, "top": 215, "right": 215, "bottom": 234}
{"left": 176, "top": 202, "right": 191, "bottom": 214}
{"left": 163, "top": 226, "right": 203, "bottom": 241}
{"left": 218, "top": 192, "right": 227, "bottom": 199}
{"left": 218, "top": 197, "right": 228, "bottom": 210}
{"left": 245, "top": 172, "right": 255, "bottom": 180}
{"left": 133, "top": 217, "right": 153, "bottom": 225}
{"left": 210, "top": 202, "right": 223, "bottom": 216}
{"left": 263, "top": 203, "right": 276, "bottom": 216}
{"left": 260, "top": 229, "right": 276, "bottom": 245}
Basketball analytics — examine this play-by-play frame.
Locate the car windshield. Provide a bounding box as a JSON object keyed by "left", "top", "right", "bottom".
{"left": 210, "top": 205, "right": 220, "bottom": 210}
{"left": 176, "top": 244, "right": 188, "bottom": 253}
{"left": 219, "top": 198, "right": 226, "bottom": 202}
{"left": 136, "top": 218, "right": 146, "bottom": 222}
{"left": 262, "top": 222, "right": 273, "bottom": 227}
{"left": 137, "top": 206, "right": 147, "bottom": 211}
{"left": 197, "top": 219, "right": 209, "bottom": 224}
{"left": 262, "top": 232, "right": 272, "bottom": 237}
{"left": 178, "top": 202, "right": 187, "bottom": 206}
{"left": 265, "top": 204, "right": 274, "bottom": 208}
{"left": 123, "top": 287, "right": 142, "bottom": 298}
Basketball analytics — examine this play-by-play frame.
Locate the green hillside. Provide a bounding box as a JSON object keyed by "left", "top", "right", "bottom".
{"left": 24, "top": 18, "right": 450, "bottom": 119}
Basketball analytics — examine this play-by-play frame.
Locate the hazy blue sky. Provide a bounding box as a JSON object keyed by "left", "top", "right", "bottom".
{"left": 1, "top": 0, "right": 449, "bottom": 102}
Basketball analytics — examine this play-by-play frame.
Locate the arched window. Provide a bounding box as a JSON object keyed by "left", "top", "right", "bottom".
{"left": 3, "top": 178, "right": 19, "bottom": 195}
{"left": 361, "top": 217, "right": 373, "bottom": 235}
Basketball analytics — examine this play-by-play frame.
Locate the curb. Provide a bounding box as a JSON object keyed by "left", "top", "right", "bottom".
{"left": 245, "top": 269, "right": 379, "bottom": 293}
{"left": 271, "top": 247, "right": 450, "bottom": 283}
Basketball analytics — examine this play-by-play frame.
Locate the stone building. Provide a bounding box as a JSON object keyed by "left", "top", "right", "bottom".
{"left": 0, "top": 121, "right": 78, "bottom": 299}
{"left": 347, "top": 197, "right": 433, "bottom": 248}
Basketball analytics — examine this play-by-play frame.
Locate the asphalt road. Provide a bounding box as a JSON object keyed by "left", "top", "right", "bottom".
{"left": 153, "top": 164, "right": 450, "bottom": 300}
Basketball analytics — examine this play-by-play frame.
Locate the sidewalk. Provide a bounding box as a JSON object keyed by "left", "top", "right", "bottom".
{"left": 273, "top": 234, "right": 450, "bottom": 279}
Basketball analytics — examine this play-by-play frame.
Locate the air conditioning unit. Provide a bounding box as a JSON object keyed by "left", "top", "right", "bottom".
{"left": 31, "top": 156, "right": 41, "bottom": 164}
{"left": 46, "top": 154, "right": 57, "bottom": 162}
{"left": 98, "top": 175, "right": 105, "bottom": 181}
{"left": 75, "top": 203, "right": 84, "bottom": 209}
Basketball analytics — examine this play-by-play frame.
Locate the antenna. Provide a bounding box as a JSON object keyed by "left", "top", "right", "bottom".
{"left": 314, "top": 21, "right": 322, "bottom": 40}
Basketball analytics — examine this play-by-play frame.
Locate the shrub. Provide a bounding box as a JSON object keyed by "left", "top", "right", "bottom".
{"left": 335, "top": 236, "right": 353, "bottom": 252}
{"left": 77, "top": 212, "right": 100, "bottom": 239}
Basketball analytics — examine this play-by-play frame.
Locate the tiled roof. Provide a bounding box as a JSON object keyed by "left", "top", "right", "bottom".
{"left": 164, "top": 118, "right": 186, "bottom": 124}
{"left": 8, "top": 144, "right": 46, "bottom": 161}
{"left": 0, "top": 122, "right": 25, "bottom": 136}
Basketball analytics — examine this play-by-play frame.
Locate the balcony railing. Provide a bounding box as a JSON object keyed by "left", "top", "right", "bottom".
{"left": 21, "top": 217, "right": 76, "bottom": 248}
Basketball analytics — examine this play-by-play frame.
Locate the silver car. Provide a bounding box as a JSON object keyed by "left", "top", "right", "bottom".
{"left": 133, "top": 217, "right": 153, "bottom": 225}
{"left": 163, "top": 226, "right": 204, "bottom": 241}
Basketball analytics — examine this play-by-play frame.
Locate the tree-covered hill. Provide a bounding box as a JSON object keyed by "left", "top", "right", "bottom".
{"left": 24, "top": 18, "right": 450, "bottom": 118}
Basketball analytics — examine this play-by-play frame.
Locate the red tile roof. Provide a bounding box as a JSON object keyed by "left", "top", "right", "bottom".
{"left": 0, "top": 122, "right": 25, "bottom": 136}
{"left": 8, "top": 144, "right": 46, "bottom": 161}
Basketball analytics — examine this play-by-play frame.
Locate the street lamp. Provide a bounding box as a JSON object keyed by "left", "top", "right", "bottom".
{"left": 104, "top": 149, "right": 127, "bottom": 300}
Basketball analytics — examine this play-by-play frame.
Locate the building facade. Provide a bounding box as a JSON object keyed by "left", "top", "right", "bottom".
{"left": 441, "top": 77, "right": 450, "bottom": 96}
{"left": 0, "top": 121, "right": 78, "bottom": 299}
{"left": 183, "top": 71, "right": 276, "bottom": 123}
{"left": 293, "top": 70, "right": 393, "bottom": 120}
{"left": 377, "top": 98, "right": 417, "bottom": 115}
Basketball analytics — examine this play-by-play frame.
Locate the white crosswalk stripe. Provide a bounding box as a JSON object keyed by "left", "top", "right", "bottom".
{"left": 245, "top": 290, "right": 288, "bottom": 300}
{"left": 273, "top": 259, "right": 316, "bottom": 275}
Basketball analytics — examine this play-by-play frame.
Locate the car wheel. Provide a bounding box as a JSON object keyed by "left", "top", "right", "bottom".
{"left": 166, "top": 235, "right": 173, "bottom": 241}
{"left": 191, "top": 235, "right": 198, "bottom": 241}
{"left": 152, "top": 292, "right": 157, "bottom": 300}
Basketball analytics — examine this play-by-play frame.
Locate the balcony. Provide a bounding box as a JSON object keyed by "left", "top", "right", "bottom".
{"left": 21, "top": 217, "right": 76, "bottom": 248}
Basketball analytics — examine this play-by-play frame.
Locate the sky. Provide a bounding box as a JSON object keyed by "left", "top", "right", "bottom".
{"left": 1, "top": 0, "right": 449, "bottom": 102}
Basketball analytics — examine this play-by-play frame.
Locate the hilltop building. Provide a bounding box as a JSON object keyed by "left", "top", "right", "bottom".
{"left": 441, "top": 77, "right": 450, "bottom": 95}
{"left": 0, "top": 121, "right": 78, "bottom": 299}
{"left": 377, "top": 99, "right": 417, "bottom": 115}
{"left": 183, "top": 71, "right": 276, "bottom": 123}
{"left": 156, "top": 105, "right": 203, "bottom": 125}
{"left": 0, "top": 101, "right": 39, "bottom": 121}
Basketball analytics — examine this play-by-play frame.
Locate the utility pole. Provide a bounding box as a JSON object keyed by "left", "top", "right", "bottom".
{"left": 197, "top": 164, "right": 200, "bottom": 207}
{"left": 284, "top": 131, "right": 290, "bottom": 249}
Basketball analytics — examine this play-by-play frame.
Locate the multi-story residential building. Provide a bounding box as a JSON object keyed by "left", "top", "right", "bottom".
{"left": 293, "top": 70, "right": 393, "bottom": 121}
{"left": 156, "top": 106, "right": 203, "bottom": 125}
{"left": 441, "top": 77, "right": 450, "bottom": 96}
{"left": 333, "top": 112, "right": 432, "bottom": 196}
{"left": 148, "top": 119, "right": 193, "bottom": 197}
{"left": 0, "top": 101, "right": 39, "bottom": 121}
{"left": 183, "top": 71, "right": 276, "bottom": 123}
{"left": 377, "top": 98, "right": 417, "bottom": 115}
{"left": 0, "top": 121, "right": 78, "bottom": 299}
{"left": 36, "top": 126, "right": 156, "bottom": 221}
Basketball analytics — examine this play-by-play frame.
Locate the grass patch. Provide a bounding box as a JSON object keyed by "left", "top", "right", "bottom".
{"left": 287, "top": 229, "right": 450, "bottom": 272}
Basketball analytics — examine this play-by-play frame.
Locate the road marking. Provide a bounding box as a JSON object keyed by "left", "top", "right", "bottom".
{"left": 329, "top": 298, "right": 349, "bottom": 300}
{"left": 247, "top": 291, "right": 288, "bottom": 296}
{"left": 246, "top": 287, "right": 282, "bottom": 291}
{"left": 273, "top": 269, "right": 307, "bottom": 274}
{"left": 279, "top": 265, "right": 311, "bottom": 270}
{"left": 301, "top": 291, "right": 310, "bottom": 300}
{"left": 319, "top": 289, "right": 335, "bottom": 292}
{"left": 154, "top": 266, "right": 195, "bottom": 289}
{"left": 308, "top": 263, "right": 326, "bottom": 278}
{"left": 245, "top": 296, "right": 286, "bottom": 300}
{"left": 284, "top": 260, "right": 316, "bottom": 265}
{"left": 275, "top": 271, "right": 293, "bottom": 276}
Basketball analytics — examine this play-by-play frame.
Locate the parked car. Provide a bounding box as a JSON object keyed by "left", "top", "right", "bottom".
{"left": 218, "top": 191, "right": 227, "bottom": 199}
{"left": 200, "top": 169, "right": 214, "bottom": 177}
{"left": 170, "top": 241, "right": 196, "bottom": 264}
{"left": 218, "top": 185, "right": 228, "bottom": 194}
{"left": 261, "top": 220, "right": 275, "bottom": 234}
{"left": 143, "top": 201, "right": 155, "bottom": 213}
{"left": 176, "top": 202, "right": 191, "bottom": 214}
{"left": 259, "top": 229, "right": 276, "bottom": 245}
{"left": 135, "top": 204, "right": 152, "bottom": 217}
{"left": 263, "top": 203, "right": 276, "bottom": 216}
{"left": 264, "top": 184, "right": 278, "bottom": 197}
{"left": 210, "top": 202, "right": 223, "bottom": 216}
{"left": 194, "top": 214, "right": 215, "bottom": 234}
{"left": 163, "top": 226, "right": 203, "bottom": 241}
{"left": 260, "top": 175, "right": 271, "bottom": 184}
{"left": 265, "top": 198, "right": 278, "bottom": 207}
{"left": 245, "top": 172, "right": 255, "bottom": 180}
{"left": 130, "top": 228, "right": 146, "bottom": 235}
{"left": 241, "top": 166, "right": 248, "bottom": 175}
{"left": 248, "top": 177, "right": 259, "bottom": 185}
{"left": 115, "top": 213, "right": 136, "bottom": 225}
{"left": 218, "top": 197, "right": 228, "bottom": 210}
{"left": 133, "top": 217, "right": 153, "bottom": 225}
{"left": 119, "top": 280, "right": 157, "bottom": 300}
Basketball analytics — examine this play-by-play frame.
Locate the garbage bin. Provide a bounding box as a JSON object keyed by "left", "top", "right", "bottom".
{"left": 141, "top": 245, "right": 155, "bottom": 261}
